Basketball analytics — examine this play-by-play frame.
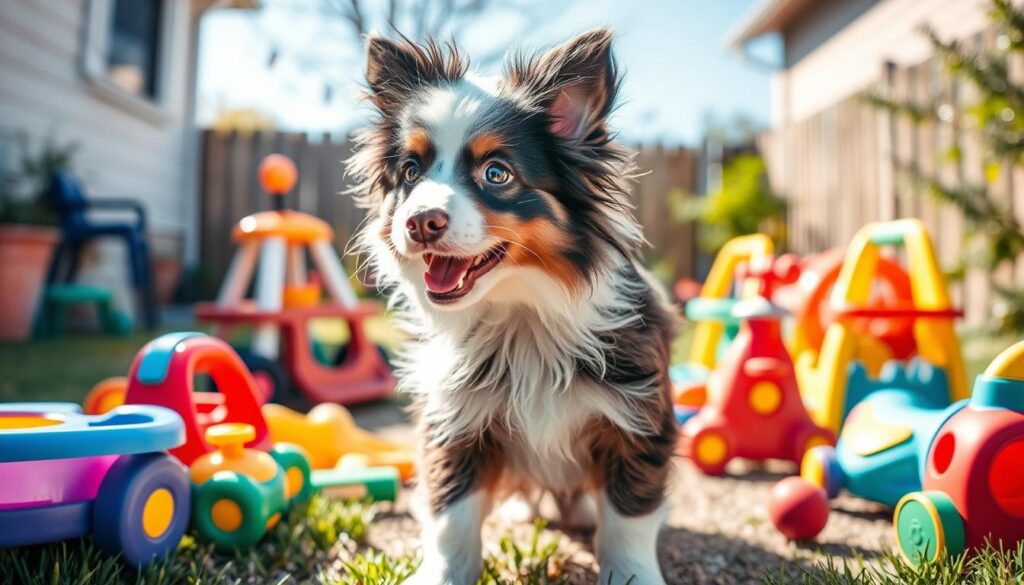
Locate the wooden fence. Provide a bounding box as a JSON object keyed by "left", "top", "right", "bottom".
{"left": 759, "top": 26, "right": 1024, "bottom": 327}
{"left": 198, "top": 130, "right": 700, "bottom": 294}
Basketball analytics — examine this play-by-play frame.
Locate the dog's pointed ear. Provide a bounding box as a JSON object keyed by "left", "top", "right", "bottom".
{"left": 365, "top": 35, "right": 422, "bottom": 112}
{"left": 365, "top": 35, "right": 467, "bottom": 114}
{"left": 508, "top": 29, "right": 618, "bottom": 142}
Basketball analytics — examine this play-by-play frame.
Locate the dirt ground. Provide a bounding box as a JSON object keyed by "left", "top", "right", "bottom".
{"left": 351, "top": 401, "right": 894, "bottom": 585}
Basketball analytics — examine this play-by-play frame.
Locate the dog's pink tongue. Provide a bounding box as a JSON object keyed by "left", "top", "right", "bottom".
{"left": 424, "top": 255, "right": 474, "bottom": 293}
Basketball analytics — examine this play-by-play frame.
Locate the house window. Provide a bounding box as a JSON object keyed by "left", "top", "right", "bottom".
{"left": 81, "top": 0, "right": 175, "bottom": 122}
{"left": 105, "top": 0, "right": 164, "bottom": 99}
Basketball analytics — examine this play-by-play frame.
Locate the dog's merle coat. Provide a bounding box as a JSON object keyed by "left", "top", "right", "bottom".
{"left": 349, "top": 29, "right": 677, "bottom": 585}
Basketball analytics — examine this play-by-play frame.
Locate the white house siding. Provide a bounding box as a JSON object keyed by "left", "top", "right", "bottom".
{"left": 0, "top": 0, "right": 199, "bottom": 316}
{"left": 776, "top": 0, "right": 994, "bottom": 126}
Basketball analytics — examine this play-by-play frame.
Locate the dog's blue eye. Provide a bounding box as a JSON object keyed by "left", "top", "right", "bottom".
{"left": 483, "top": 162, "right": 512, "bottom": 185}
{"left": 403, "top": 162, "right": 422, "bottom": 184}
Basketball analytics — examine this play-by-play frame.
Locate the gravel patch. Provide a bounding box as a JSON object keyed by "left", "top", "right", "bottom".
{"left": 351, "top": 402, "right": 894, "bottom": 584}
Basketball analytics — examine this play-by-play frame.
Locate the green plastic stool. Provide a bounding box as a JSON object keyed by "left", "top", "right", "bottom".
{"left": 34, "top": 284, "right": 133, "bottom": 338}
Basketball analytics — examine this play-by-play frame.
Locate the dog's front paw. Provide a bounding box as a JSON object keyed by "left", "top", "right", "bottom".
{"left": 598, "top": 565, "right": 667, "bottom": 585}
{"left": 402, "top": 568, "right": 445, "bottom": 585}
{"left": 403, "top": 564, "right": 479, "bottom": 585}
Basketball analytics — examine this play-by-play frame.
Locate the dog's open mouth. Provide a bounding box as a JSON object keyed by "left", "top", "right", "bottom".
{"left": 422, "top": 245, "right": 507, "bottom": 304}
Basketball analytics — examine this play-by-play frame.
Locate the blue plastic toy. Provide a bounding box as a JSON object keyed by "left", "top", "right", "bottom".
{"left": 803, "top": 361, "right": 965, "bottom": 506}
{"left": 0, "top": 403, "right": 189, "bottom": 565}
{"left": 767, "top": 360, "right": 968, "bottom": 539}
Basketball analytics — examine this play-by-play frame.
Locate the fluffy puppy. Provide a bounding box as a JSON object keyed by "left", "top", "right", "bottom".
{"left": 349, "top": 29, "right": 677, "bottom": 585}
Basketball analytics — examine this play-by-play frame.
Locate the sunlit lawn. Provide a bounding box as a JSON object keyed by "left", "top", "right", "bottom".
{"left": 0, "top": 313, "right": 1019, "bottom": 584}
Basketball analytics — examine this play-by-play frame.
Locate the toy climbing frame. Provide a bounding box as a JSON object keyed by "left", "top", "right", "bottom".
{"left": 195, "top": 155, "right": 394, "bottom": 405}
{"left": 795, "top": 219, "right": 968, "bottom": 433}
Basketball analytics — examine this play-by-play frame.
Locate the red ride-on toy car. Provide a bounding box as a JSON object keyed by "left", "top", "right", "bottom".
{"left": 680, "top": 256, "right": 835, "bottom": 475}
{"left": 122, "top": 332, "right": 273, "bottom": 466}
{"left": 893, "top": 341, "right": 1024, "bottom": 565}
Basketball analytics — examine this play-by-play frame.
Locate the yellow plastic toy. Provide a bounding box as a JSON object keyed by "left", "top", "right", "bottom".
{"left": 688, "top": 234, "right": 775, "bottom": 369}
{"left": 262, "top": 403, "right": 416, "bottom": 481}
{"left": 795, "top": 219, "right": 969, "bottom": 433}
{"left": 671, "top": 234, "right": 776, "bottom": 417}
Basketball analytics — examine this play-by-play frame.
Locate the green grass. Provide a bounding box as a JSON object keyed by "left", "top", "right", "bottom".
{"left": 0, "top": 316, "right": 401, "bottom": 404}
{"left": 765, "top": 543, "right": 1024, "bottom": 584}
{"left": 0, "top": 501, "right": 571, "bottom": 585}
{"left": 0, "top": 317, "right": 1020, "bottom": 584}
{"left": 0, "top": 496, "right": 375, "bottom": 585}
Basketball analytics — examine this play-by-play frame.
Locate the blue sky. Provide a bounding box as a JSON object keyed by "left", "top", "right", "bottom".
{"left": 196, "top": 0, "right": 772, "bottom": 146}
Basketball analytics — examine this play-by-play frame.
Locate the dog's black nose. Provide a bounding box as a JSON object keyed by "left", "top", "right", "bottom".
{"left": 406, "top": 208, "right": 449, "bottom": 244}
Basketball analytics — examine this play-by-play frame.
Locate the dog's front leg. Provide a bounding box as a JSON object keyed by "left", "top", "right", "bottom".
{"left": 408, "top": 428, "right": 501, "bottom": 585}
{"left": 594, "top": 408, "right": 676, "bottom": 585}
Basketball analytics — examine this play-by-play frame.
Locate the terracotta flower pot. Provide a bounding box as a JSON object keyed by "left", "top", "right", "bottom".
{"left": 0, "top": 225, "right": 59, "bottom": 340}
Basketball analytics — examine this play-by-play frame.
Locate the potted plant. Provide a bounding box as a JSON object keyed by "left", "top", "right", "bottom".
{"left": 0, "top": 133, "right": 77, "bottom": 340}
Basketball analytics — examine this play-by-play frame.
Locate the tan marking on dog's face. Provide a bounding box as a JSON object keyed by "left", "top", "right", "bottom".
{"left": 404, "top": 127, "right": 433, "bottom": 161}
{"left": 479, "top": 207, "right": 582, "bottom": 292}
{"left": 467, "top": 132, "right": 506, "bottom": 161}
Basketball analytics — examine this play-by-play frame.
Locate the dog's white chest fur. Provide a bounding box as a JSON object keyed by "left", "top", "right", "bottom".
{"left": 401, "top": 269, "right": 649, "bottom": 492}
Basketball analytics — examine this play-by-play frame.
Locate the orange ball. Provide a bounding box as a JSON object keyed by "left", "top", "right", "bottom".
{"left": 259, "top": 154, "right": 297, "bottom": 195}
{"left": 769, "top": 477, "right": 830, "bottom": 540}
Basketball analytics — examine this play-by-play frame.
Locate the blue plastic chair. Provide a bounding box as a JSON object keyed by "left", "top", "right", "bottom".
{"left": 45, "top": 172, "right": 158, "bottom": 329}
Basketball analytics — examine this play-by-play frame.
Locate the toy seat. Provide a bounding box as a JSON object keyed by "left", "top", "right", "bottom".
{"left": 45, "top": 172, "right": 158, "bottom": 330}
{"left": 34, "top": 284, "right": 132, "bottom": 337}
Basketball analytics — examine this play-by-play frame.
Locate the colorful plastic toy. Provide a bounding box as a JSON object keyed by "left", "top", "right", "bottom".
{"left": 190, "top": 421, "right": 398, "bottom": 551}
{"left": 123, "top": 332, "right": 272, "bottom": 466}
{"left": 893, "top": 341, "right": 1024, "bottom": 565}
{"left": 190, "top": 422, "right": 310, "bottom": 550}
{"left": 774, "top": 247, "right": 917, "bottom": 364}
{"left": 0, "top": 403, "right": 189, "bottom": 565}
{"left": 801, "top": 361, "right": 963, "bottom": 507}
{"left": 263, "top": 403, "right": 416, "bottom": 481}
{"left": 118, "top": 333, "right": 399, "bottom": 516}
{"left": 670, "top": 234, "right": 776, "bottom": 423}
{"left": 795, "top": 219, "right": 968, "bottom": 434}
{"left": 194, "top": 154, "right": 394, "bottom": 405}
{"left": 680, "top": 256, "right": 835, "bottom": 474}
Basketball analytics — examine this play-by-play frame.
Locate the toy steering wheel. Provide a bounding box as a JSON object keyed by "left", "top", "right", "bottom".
{"left": 796, "top": 253, "right": 916, "bottom": 360}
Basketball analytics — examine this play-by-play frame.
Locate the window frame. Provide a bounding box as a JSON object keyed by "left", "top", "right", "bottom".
{"left": 80, "top": 0, "right": 177, "bottom": 124}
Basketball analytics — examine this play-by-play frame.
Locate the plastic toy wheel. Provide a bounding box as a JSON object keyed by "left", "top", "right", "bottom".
{"left": 270, "top": 443, "right": 314, "bottom": 503}
{"left": 332, "top": 343, "right": 391, "bottom": 368}
{"left": 83, "top": 377, "right": 128, "bottom": 415}
{"left": 687, "top": 428, "right": 733, "bottom": 475}
{"left": 800, "top": 445, "right": 844, "bottom": 498}
{"left": 192, "top": 473, "right": 268, "bottom": 551}
{"left": 92, "top": 453, "right": 191, "bottom": 566}
{"left": 894, "top": 491, "right": 965, "bottom": 566}
{"left": 793, "top": 429, "right": 835, "bottom": 465}
{"left": 236, "top": 349, "right": 289, "bottom": 404}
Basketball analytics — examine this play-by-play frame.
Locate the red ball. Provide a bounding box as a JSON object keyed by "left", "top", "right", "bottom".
{"left": 769, "top": 477, "right": 829, "bottom": 540}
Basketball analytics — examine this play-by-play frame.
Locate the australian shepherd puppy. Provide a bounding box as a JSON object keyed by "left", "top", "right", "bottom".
{"left": 349, "top": 29, "right": 677, "bottom": 585}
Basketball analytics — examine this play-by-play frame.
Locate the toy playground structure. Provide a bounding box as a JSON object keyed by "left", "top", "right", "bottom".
{"left": 673, "top": 218, "right": 1022, "bottom": 563}
{"left": 194, "top": 155, "right": 394, "bottom": 405}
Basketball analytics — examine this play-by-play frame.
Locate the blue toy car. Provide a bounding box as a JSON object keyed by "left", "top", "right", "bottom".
{"left": 799, "top": 360, "right": 965, "bottom": 507}
{"left": 0, "top": 403, "right": 189, "bottom": 566}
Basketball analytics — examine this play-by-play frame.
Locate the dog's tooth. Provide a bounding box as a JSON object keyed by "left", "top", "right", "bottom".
{"left": 458, "top": 275, "right": 466, "bottom": 289}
